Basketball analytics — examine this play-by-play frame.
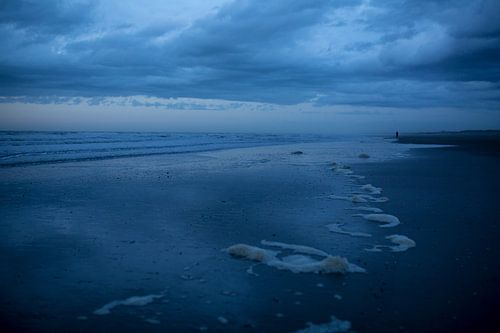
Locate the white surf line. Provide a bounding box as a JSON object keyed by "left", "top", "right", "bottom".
{"left": 353, "top": 213, "right": 400, "bottom": 227}
{"left": 326, "top": 223, "right": 372, "bottom": 237}
{"left": 347, "top": 206, "right": 384, "bottom": 213}
{"left": 292, "top": 315, "right": 353, "bottom": 333}
{"left": 226, "top": 243, "right": 365, "bottom": 274}
{"left": 261, "top": 240, "right": 329, "bottom": 257}
{"left": 365, "top": 235, "right": 416, "bottom": 253}
{"left": 93, "top": 294, "right": 163, "bottom": 315}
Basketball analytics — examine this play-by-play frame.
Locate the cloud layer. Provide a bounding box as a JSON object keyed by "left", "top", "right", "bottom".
{"left": 1, "top": 0, "right": 499, "bottom": 109}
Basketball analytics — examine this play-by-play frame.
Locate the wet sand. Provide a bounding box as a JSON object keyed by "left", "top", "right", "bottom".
{"left": 351, "top": 143, "right": 500, "bottom": 332}
{"left": 0, "top": 142, "right": 371, "bottom": 332}
{"left": 1, "top": 136, "right": 499, "bottom": 332}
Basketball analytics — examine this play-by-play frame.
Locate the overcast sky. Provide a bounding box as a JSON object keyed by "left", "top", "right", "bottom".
{"left": 0, "top": 0, "right": 499, "bottom": 133}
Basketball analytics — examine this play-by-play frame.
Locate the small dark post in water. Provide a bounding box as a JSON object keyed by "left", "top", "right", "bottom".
{"left": 396, "top": 131, "right": 399, "bottom": 139}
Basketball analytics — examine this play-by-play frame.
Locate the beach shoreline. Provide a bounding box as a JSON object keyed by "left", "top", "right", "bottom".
{"left": 1, "top": 133, "right": 499, "bottom": 332}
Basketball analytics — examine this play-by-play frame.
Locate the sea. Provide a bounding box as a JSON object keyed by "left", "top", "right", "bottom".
{"left": 0, "top": 131, "right": 335, "bottom": 167}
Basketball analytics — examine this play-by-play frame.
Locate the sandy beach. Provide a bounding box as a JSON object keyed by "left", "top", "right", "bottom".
{"left": 1, "top": 133, "right": 499, "bottom": 332}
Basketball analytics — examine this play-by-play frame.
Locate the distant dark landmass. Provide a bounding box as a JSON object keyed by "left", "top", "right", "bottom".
{"left": 396, "top": 130, "right": 500, "bottom": 153}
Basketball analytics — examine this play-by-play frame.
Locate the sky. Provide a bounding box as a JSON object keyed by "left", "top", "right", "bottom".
{"left": 0, "top": 0, "right": 499, "bottom": 133}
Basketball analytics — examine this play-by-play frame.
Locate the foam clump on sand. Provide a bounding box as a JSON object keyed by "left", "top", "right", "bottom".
{"left": 329, "top": 194, "right": 389, "bottom": 203}
{"left": 292, "top": 316, "right": 353, "bottom": 333}
{"left": 226, "top": 244, "right": 277, "bottom": 262}
{"left": 273, "top": 254, "right": 365, "bottom": 274}
{"left": 365, "top": 235, "right": 416, "bottom": 252}
{"left": 328, "top": 195, "right": 351, "bottom": 201}
{"left": 326, "top": 223, "right": 371, "bottom": 237}
{"left": 386, "top": 235, "right": 416, "bottom": 252}
{"left": 261, "top": 240, "right": 329, "bottom": 257}
{"left": 351, "top": 195, "right": 368, "bottom": 203}
{"left": 93, "top": 294, "right": 163, "bottom": 315}
{"left": 364, "top": 245, "right": 383, "bottom": 252}
{"left": 331, "top": 163, "right": 353, "bottom": 175}
{"left": 360, "top": 184, "right": 382, "bottom": 195}
{"left": 227, "top": 243, "right": 365, "bottom": 274}
{"left": 354, "top": 194, "right": 389, "bottom": 203}
{"left": 355, "top": 213, "right": 400, "bottom": 227}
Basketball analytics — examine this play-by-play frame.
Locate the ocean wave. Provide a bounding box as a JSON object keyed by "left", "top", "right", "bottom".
{"left": 0, "top": 131, "right": 330, "bottom": 167}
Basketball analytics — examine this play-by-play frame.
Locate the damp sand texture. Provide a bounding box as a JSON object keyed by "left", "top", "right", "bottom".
{"left": 1, "top": 131, "right": 499, "bottom": 332}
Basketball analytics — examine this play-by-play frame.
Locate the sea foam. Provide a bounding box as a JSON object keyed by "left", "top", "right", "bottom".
{"left": 227, "top": 243, "right": 365, "bottom": 274}
{"left": 354, "top": 213, "right": 400, "bottom": 227}
{"left": 354, "top": 194, "right": 389, "bottom": 203}
{"left": 261, "top": 240, "right": 329, "bottom": 257}
{"left": 331, "top": 163, "right": 354, "bottom": 175}
{"left": 360, "top": 184, "right": 382, "bottom": 195}
{"left": 226, "top": 244, "right": 277, "bottom": 263}
{"left": 326, "top": 223, "right": 372, "bottom": 237}
{"left": 93, "top": 294, "right": 163, "bottom": 315}
{"left": 272, "top": 254, "right": 366, "bottom": 274}
{"left": 292, "top": 316, "right": 353, "bottom": 333}
{"left": 365, "top": 235, "right": 416, "bottom": 252}
{"left": 386, "top": 234, "right": 416, "bottom": 252}
{"left": 329, "top": 194, "right": 389, "bottom": 203}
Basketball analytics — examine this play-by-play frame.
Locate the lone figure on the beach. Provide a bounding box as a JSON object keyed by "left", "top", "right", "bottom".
{"left": 396, "top": 131, "right": 399, "bottom": 139}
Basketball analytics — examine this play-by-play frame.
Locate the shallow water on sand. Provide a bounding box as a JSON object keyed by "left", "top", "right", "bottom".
{"left": 0, "top": 133, "right": 441, "bottom": 332}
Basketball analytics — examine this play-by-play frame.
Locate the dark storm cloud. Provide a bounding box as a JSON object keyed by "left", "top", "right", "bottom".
{"left": 0, "top": 0, "right": 499, "bottom": 108}
{"left": 0, "top": 0, "right": 96, "bottom": 34}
